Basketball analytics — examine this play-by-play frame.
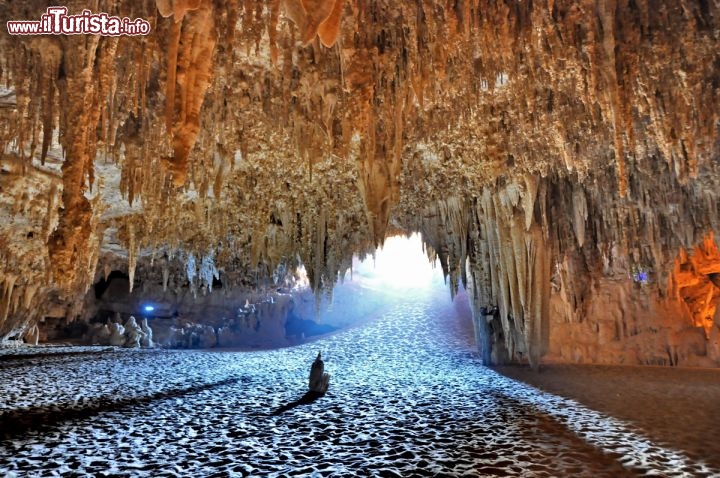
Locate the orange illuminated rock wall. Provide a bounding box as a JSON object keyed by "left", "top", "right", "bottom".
{"left": 672, "top": 235, "right": 720, "bottom": 339}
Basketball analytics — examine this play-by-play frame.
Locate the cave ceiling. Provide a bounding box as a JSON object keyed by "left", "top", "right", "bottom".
{"left": 0, "top": 0, "right": 719, "bottom": 359}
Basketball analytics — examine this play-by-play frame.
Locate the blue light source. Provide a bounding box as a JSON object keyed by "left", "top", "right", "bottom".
{"left": 633, "top": 270, "right": 649, "bottom": 284}
{"left": 144, "top": 305, "right": 155, "bottom": 312}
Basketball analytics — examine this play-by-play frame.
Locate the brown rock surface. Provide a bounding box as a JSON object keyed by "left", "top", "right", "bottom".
{"left": 496, "top": 364, "right": 720, "bottom": 468}
{"left": 0, "top": 1, "right": 718, "bottom": 366}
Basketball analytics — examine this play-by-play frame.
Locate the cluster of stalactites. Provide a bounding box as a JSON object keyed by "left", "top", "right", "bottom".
{"left": 0, "top": 1, "right": 156, "bottom": 294}
{"left": 411, "top": 180, "right": 550, "bottom": 368}
{"left": 405, "top": 162, "right": 720, "bottom": 366}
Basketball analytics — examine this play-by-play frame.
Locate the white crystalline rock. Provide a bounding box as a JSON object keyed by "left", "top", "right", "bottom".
{"left": 140, "top": 318, "right": 154, "bottom": 348}
{"left": 199, "top": 253, "right": 219, "bottom": 292}
{"left": 186, "top": 253, "right": 197, "bottom": 286}
{"left": 495, "top": 72, "right": 509, "bottom": 88}
{"left": 123, "top": 316, "right": 144, "bottom": 348}
{"left": 109, "top": 323, "right": 126, "bottom": 347}
{"left": 184, "top": 251, "right": 218, "bottom": 292}
{"left": 128, "top": 224, "right": 138, "bottom": 293}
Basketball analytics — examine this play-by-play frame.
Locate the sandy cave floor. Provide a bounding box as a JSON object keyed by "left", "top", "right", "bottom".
{"left": 1, "top": 290, "right": 719, "bottom": 477}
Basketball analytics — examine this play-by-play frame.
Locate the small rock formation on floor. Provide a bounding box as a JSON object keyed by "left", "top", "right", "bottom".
{"left": 140, "top": 318, "right": 154, "bottom": 348}
{"left": 23, "top": 325, "right": 39, "bottom": 346}
{"left": 108, "top": 323, "right": 126, "bottom": 347}
{"left": 123, "top": 316, "right": 144, "bottom": 348}
{"left": 86, "top": 316, "right": 154, "bottom": 348}
{"left": 309, "top": 351, "right": 330, "bottom": 394}
{"left": 159, "top": 323, "right": 217, "bottom": 349}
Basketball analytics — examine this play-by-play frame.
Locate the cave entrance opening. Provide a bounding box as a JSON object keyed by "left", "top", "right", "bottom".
{"left": 317, "top": 233, "right": 475, "bottom": 345}
{"left": 349, "top": 233, "right": 446, "bottom": 292}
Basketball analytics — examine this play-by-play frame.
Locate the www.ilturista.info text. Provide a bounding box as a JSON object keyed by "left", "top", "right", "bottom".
{"left": 7, "top": 7, "right": 151, "bottom": 36}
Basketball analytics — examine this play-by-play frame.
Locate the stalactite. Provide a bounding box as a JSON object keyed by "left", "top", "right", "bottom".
{"left": 35, "top": 40, "right": 61, "bottom": 166}
{"left": 159, "top": 0, "right": 218, "bottom": 187}
{"left": 0, "top": 276, "right": 16, "bottom": 324}
{"left": 47, "top": 33, "right": 102, "bottom": 291}
{"left": 317, "top": 0, "right": 343, "bottom": 47}
{"left": 162, "top": 259, "right": 170, "bottom": 292}
{"left": 127, "top": 222, "right": 138, "bottom": 293}
{"left": 282, "top": 0, "right": 341, "bottom": 45}
{"left": 572, "top": 186, "right": 588, "bottom": 248}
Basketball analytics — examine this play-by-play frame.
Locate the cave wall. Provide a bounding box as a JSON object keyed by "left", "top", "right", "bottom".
{"left": 74, "top": 252, "right": 381, "bottom": 349}
{"left": 0, "top": 1, "right": 718, "bottom": 366}
{"left": 81, "top": 250, "right": 314, "bottom": 348}
{"left": 404, "top": 168, "right": 720, "bottom": 367}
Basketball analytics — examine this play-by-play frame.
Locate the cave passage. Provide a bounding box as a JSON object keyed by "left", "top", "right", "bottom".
{"left": 348, "top": 233, "right": 446, "bottom": 293}
{"left": 1, "top": 283, "right": 716, "bottom": 476}
{"left": 285, "top": 233, "right": 454, "bottom": 344}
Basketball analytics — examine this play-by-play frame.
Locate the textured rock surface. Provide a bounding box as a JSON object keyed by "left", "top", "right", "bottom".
{"left": 0, "top": 1, "right": 718, "bottom": 365}
{"left": 1, "top": 292, "right": 718, "bottom": 476}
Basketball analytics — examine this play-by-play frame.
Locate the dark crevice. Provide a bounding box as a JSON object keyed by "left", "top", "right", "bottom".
{"left": 0, "top": 348, "right": 117, "bottom": 367}
{"left": 93, "top": 270, "right": 130, "bottom": 299}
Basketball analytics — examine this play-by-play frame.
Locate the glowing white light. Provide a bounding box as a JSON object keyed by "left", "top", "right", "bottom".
{"left": 354, "top": 233, "right": 442, "bottom": 290}
{"left": 144, "top": 305, "right": 155, "bottom": 312}
{"left": 293, "top": 265, "right": 310, "bottom": 290}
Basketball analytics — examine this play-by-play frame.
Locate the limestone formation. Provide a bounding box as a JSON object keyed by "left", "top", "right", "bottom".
{"left": 87, "top": 323, "right": 112, "bottom": 346}
{"left": 23, "top": 324, "right": 39, "bottom": 346}
{"left": 123, "top": 316, "right": 144, "bottom": 348}
{"left": 108, "top": 323, "right": 126, "bottom": 347}
{"left": 0, "top": 1, "right": 718, "bottom": 366}
{"left": 141, "top": 318, "right": 154, "bottom": 348}
{"left": 309, "top": 351, "right": 330, "bottom": 393}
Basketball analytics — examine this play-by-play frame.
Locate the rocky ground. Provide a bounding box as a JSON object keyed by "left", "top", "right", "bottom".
{"left": 1, "top": 288, "right": 718, "bottom": 477}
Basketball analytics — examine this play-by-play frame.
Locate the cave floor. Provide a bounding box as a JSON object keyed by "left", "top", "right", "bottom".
{"left": 495, "top": 362, "right": 720, "bottom": 471}
{"left": 1, "top": 291, "right": 718, "bottom": 477}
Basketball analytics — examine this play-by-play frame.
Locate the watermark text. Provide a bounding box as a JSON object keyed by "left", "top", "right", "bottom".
{"left": 7, "top": 7, "right": 151, "bottom": 36}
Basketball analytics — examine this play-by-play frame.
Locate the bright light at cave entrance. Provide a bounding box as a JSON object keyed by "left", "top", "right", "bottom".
{"left": 352, "top": 233, "right": 444, "bottom": 290}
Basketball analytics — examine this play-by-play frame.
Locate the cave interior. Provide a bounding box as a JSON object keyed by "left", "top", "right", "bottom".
{"left": 0, "top": 0, "right": 719, "bottom": 369}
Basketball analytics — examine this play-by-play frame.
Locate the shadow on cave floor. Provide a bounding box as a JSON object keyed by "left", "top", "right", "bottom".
{"left": 0, "top": 377, "right": 244, "bottom": 441}
{"left": 483, "top": 388, "right": 632, "bottom": 471}
{"left": 270, "top": 390, "right": 326, "bottom": 416}
{"left": 0, "top": 347, "right": 117, "bottom": 364}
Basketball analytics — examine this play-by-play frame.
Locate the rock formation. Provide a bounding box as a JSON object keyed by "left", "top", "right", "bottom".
{"left": 108, "top": 323, "right": 127, "bottom": 347}
{"left": 309, "top": 351, "right": 330, "bottom": 393}
{"left": 140, "top": 317, "right": 154, "bottom": 347}
{"left": 0, "top": 1, "right": 718, "bottom": 366}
